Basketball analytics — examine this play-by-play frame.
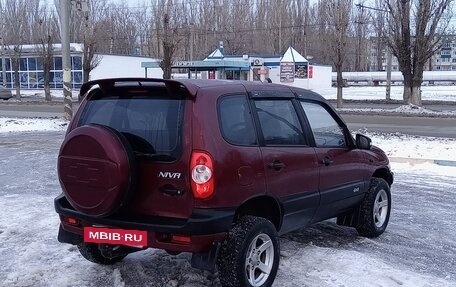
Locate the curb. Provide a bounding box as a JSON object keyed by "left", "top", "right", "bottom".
{"left": 389, "top": 157, "right": 456, "bottom": 167}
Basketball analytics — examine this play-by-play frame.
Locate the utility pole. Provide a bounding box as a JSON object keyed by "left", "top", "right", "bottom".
{"left": 0, "top": 0, "right": 7, "bottom": 88}
{"left": 386, "top": 47, "right": 392, "bottom": 101}
{"left": 356, "top": 3, "right": 392, "bottom": 100}
{"left": 60, "top": 0, "right": 73, "bottom": 120}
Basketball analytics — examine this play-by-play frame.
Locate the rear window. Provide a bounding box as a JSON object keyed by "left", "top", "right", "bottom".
{"left": 78, "top": 89, "right": 185, "bottom": 161}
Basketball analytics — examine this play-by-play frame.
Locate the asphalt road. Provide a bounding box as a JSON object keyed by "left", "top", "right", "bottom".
{"left": 334, "top": 102, "right": 456, "bottom": 112}
{"left": 341, "top": 114, "right": 456, "bottom": 138}
{"left": 1, "top": 101, "right": 456, "bottom": 138}
{"left": 0, "top": 102, "right": 80, "bottom": 118}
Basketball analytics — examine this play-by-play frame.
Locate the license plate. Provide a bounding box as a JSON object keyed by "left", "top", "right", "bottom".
{"left": 84, "top": 227, "right": 147, "bottom": 247}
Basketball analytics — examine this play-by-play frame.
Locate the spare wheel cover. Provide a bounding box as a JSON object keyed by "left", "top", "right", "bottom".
{"left": 58, "top": 124, "right": 134, "bottom": 217}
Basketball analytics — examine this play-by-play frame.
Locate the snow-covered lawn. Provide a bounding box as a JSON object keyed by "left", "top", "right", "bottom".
{"left": 8, "top": 85, "right": 456, "bottom": 102}
{"left": 0, "top": 117, "right": 68, "bottom": 133}
{"left": 318, "top": 85, "right": 456, "bottom": 102}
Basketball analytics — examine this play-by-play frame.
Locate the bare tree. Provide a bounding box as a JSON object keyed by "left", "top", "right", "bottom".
{"left": 383, "top": 0, "right": 453, "bottom": 105}
{"left": 71, "top": 1, "right": 109, "bottom": 83}
{"left": 154, "top": 0, "right": 186, "bottom": 79}
{"left": 161, "top": 13, "right": 177, "bottom": 79}
{"left": 2, "top": 0, "right": 386, "bottom": 85}
{"left": 4, "top": 0, "right": 34, "bottom": 98}
{"left": 109, "top": 4, "right": 138, "bottom": 55}
{"left": 353, "top": 1, "right": 370, "bottom": 71}
{"left": 320, "top": 0, "right": 352, "bottom": 108}
{"left": 33, "top": 5, "right": 58, "bottom": 101}
{"left": 370, "top": 0, "right": 387, "bottom": 71}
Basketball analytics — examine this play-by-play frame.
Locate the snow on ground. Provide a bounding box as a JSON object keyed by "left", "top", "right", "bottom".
{"left": 340, "top": 104, "right": 456, "bottom": 117}
{"left": 318, "top": 85, "right": 456, "bottom": 102}
{"left": 10, "top": 89, "right": 78, "bottom": 99}
{"left": 7, "top": 84, "right": 456, "bottom": 102}
{"left": 0, "top": 117, "right": 68, "bottom": 133}
{"left": 1, "top": 117, "right": 455, "bottom": 162}
{"left": 0, "top": 131, "right": 455, "bottom": 287}
{"left": 361, "top": 131, "right": 456, "bottom": 162}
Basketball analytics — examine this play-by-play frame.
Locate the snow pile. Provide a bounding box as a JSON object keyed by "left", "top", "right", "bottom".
{"left": 359, "top": 131, "right": 456, "bottom": 161}
{"left": 0, "top": 117, "right": 68, "bottom": 133}
{"left": 390, "top": 104, "right": 456, "bottom": 116}
{"left": 392, "top": 104, "right": 430, "bottom": 113}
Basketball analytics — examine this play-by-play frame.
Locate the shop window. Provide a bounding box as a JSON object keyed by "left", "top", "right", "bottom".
{"left": 5, "top": 58, "right": 11, "bottom": 71}
{"left": 19, "top": 58, "right": 28, "bottom": 71}
{"left": 54, "top": 71, "right": 63, "bottom": 88}
{"left": 73, "top": 71, "right": 83, "bottom": 84}
{"left": 72, "top": 56, "right": 82, "bottom": 70}
{"left": 37, "top": 72, "right": 45, "bottom": 87}
{"left": 54, "top": 57, "right": 62, "bottom": 70}
{"left": 29, "top": 72, "right": 38, "bottom": 88}
{"left": 36, "top": 59, "right": 43, "bottom": 70}
{"left": 20, "top": 72, "right": 28, "bottom": 88}
{"left": 28, "top": 58, "right": 37, "bottom": 71}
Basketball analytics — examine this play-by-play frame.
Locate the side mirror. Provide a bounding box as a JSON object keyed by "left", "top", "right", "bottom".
{"left": 356, "top": 134, "right": 372, "bottom": 150}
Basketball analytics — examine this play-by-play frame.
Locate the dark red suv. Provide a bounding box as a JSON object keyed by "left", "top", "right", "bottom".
{"left": 56, "top": 78, "right": 393, "bottom": 287}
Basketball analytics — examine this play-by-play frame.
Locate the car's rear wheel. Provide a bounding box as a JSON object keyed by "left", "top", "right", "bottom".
{"left": 356, "top": 178, "right": 391, "bottom": 238}
{"left": 217, "top": 216, "right": 279, "bottom": 287}
{"left": 77, "top": 243, "right": 126, "bottom": 265}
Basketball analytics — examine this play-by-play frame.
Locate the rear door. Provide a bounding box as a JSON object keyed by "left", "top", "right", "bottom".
{"left": 251, "top": 93, "right": 320, "bottom": 234}
{"left": 299, "top": 101, "right": 367, "bottom": 222}
{"left": 79, "top": 84, "right": 193, "bottom": 219}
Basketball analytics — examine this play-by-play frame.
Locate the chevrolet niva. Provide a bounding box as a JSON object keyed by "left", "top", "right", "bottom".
{"left": 55, "top": 78, "right": 393, "bottom": 287}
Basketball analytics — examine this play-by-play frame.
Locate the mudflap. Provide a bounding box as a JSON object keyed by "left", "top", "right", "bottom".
{"left": 336, "top": 207, "right": 360, "bottom": 227}
{"left": 58, "top": 224, "right": 83, "bottom": 245}
{"left": 191, "top": 241, "right": 221, "bottom": 273}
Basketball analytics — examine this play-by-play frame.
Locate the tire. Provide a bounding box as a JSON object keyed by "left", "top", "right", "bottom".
{"left": 356, "top": 178, "right": 391, "bottom": 238}
{"left": 77, "top": 243, "right": 125, "bottom": 265}
{"left": 217, "top": 216, "right": 280, "bottom": 287}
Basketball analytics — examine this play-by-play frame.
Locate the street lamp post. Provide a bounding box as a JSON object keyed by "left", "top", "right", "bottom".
{"left": 356, "top": 3, "right": 392, "bottom": 101}
{"left": 60, "top": 0, "right": 73, "bottom": 120}
{"left": 0, "top": 0, "right": 7, "bottom": 88}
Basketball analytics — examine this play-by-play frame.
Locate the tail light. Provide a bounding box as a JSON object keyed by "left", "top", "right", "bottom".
{"left": 190, "top": 151, "right": 214, "bottom": 199}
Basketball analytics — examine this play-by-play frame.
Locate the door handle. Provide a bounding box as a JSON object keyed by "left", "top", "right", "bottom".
{"left": 268, "top": 160, "right": 285, "bottom": 171}
{"left": 321, "top": 156, "right": 334, "bottom": 166}
{"left": 159, "top": 185, "right": 184, "bottom": 196}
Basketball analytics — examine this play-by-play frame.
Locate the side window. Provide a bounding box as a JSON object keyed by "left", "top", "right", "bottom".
{"left": 254, "top": 100, "right": 306, "bottom": 146}
{"left": 301, "top": 102, "right": 347, "bottom": 148}
{"left": 219, "top": 95, "right": 257, "bottom": 146}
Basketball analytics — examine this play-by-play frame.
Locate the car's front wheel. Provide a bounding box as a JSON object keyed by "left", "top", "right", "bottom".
{"left": 217, "top": 216, "right": 280, "bottom": 287}
{"left": 356, "top": 178, "right": 392, "bottom": 238}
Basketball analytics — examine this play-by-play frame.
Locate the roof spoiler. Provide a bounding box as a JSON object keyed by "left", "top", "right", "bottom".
{"left": 79, "top": 78, "right": 198, "bottom": 98}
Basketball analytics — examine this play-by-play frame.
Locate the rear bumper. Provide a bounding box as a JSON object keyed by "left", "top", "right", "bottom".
{"left": 55, "top": 194, "right": 235, "bottom": 252}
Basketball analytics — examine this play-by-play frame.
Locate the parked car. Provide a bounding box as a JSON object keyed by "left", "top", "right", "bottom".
{"left": 55, "top": 78, "right": 393, "bottom": 287}
{"left": 0, "top": 86, "right": 13, "bottom": 100}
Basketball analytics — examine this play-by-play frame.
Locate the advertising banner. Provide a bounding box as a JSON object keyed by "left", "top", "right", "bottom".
{"left": 280, "top": 62, "right": 294, "bottom": 83}
{"left": 295, "top": 63, "right": 308, "bottom": 79}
